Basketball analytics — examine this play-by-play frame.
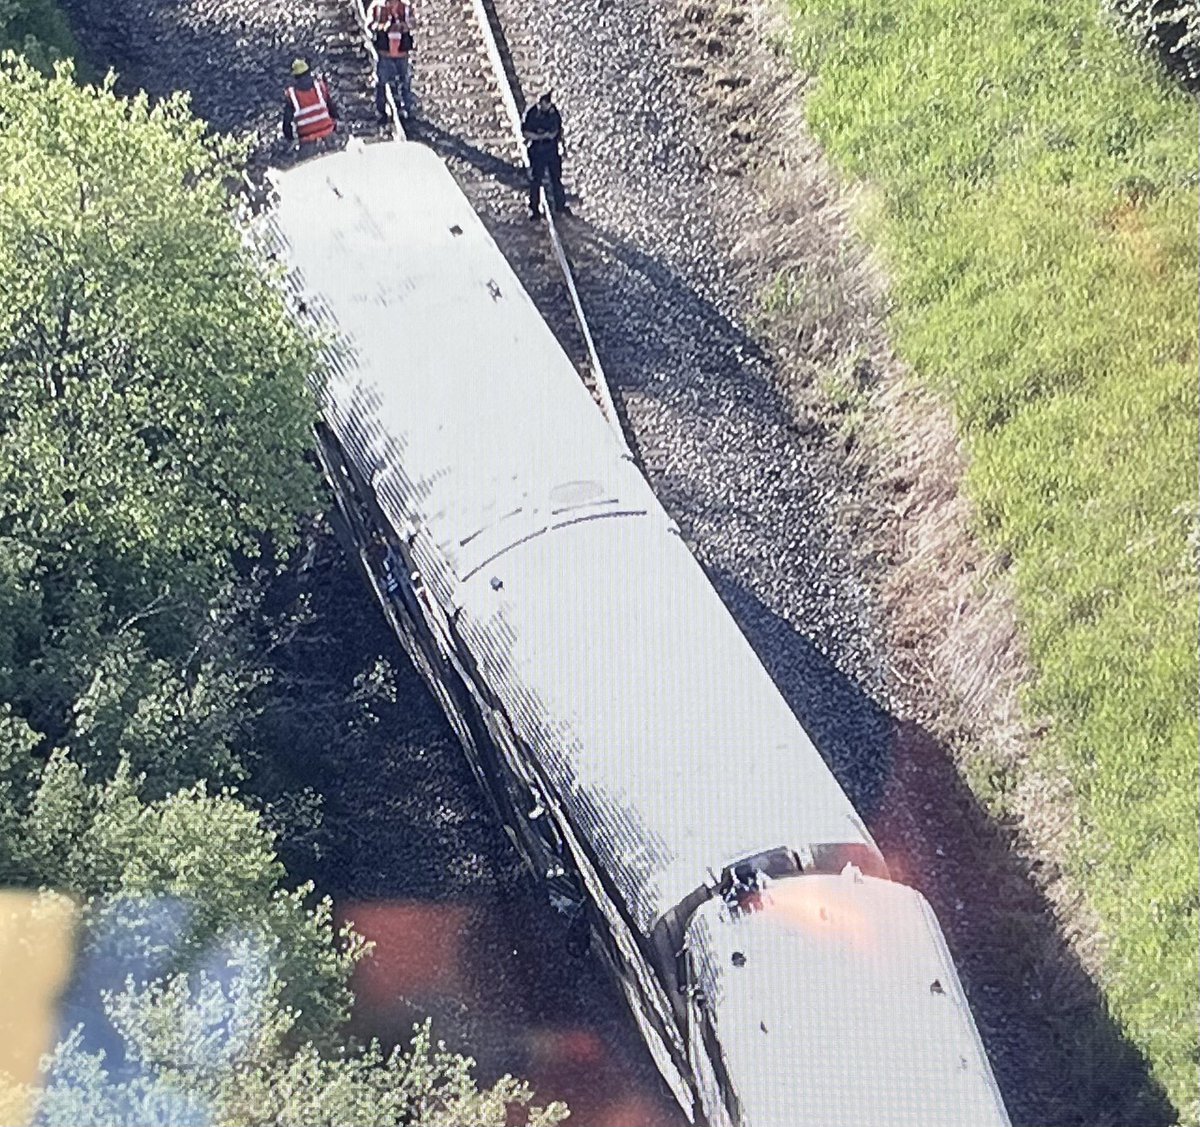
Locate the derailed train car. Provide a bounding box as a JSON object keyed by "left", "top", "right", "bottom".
{"left": 266, "top": 141, "right": 1011, "bottom": 1127}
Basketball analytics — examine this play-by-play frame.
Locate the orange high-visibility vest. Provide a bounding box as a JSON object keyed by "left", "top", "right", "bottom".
{"left": 386, "top": 25, "right": 411, "bottom": 57}
{"left": 286, "top": 79, "right": 335, "bottom": 142}
{"left": 372, "top": 2, "right": 411, "bottom": 57}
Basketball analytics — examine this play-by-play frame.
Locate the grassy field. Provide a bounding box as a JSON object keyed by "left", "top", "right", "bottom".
{"left": 781, "top": 0, "right": 1198, "bottom": 1119}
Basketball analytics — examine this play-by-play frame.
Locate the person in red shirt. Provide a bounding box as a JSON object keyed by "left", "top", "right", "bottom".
{"left": 282, "top": 58, "right": 337, "bottom": 146}
{"left": 368, "top": 0, "right": 415, "bottom": 121}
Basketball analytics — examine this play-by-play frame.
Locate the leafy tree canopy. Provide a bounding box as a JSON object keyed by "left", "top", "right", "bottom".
{"left": 0, "top": 55, "right": 318, "bottom": 747}
{"left": 0, "top": 57, "right": 316, "bottom": 645}
{"left": 6, "top": 754, "right": 361, "bottom": 1045}
{"left": 15, "top": 1003, "right": 567, "bottom": 1127}
{"left": 0, "top": 49, "right": 568, "bottom": 1127}
{"left": 0, "top": 0, "right": 76, "bottom": 70}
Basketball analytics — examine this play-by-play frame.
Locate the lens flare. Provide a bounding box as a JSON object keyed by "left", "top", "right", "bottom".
{"left": 761, "top": 875, "right": 879, "bottom": 952}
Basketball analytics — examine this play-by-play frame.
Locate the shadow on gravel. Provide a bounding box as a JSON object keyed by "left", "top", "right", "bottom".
{"left": 556, "top": 209, "right": 841, "bottom": 489}
{"left": 252, "top": 531, "right": 519, "bottom": 901}
{"left": 563, "top": 213, "right": 773, "bottom": 381}
{"left": 880, "top": 721, "right": 1179, "bottom": 1127}
{"left": 410, "top": 120, "right": 527, "bottom": 190}
{"left": 56, "top": 0, "right": 378, "bottom": 141}
{"left": 556, "top": 213, "right": 818, "bottom": 501}
{"left": 709, "top": 574, "right": 1177, "bottom": 1127}
{"left": 58, "top": 0, "right": 281, "bottom": 131}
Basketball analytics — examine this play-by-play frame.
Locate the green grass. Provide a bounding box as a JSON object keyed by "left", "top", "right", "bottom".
{"left": 784, "top": 0, "right": 1199, "bottom": 1119}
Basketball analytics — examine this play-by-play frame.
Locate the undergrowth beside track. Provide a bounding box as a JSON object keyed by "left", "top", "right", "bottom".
{"left": 779, "top": 0, "right": 1199, "bottom": 1119}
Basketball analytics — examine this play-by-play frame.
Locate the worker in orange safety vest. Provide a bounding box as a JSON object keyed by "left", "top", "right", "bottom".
{"left": 368, "top": 0, "right": 415, "bottom": 121}
{"left": 282, "top": 58, "right": 338, "bottom": 146}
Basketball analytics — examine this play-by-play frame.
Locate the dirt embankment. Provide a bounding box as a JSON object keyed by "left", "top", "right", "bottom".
{"left": 663, "top": 1, "right": 1175, "bottom": 1123}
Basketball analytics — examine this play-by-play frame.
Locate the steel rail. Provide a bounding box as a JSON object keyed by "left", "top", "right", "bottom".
{"left": 465, "top": 0, "right": 632, "bottom": 458}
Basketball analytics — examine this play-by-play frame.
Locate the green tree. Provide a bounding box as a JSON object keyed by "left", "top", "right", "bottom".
{"left": 0, "top": 705, "right": 39, "bottom": 878}
{"left": 11, "top": 756, "right": 360, "bottom": 1045}
{"left": 1, "top": 778, "right": 568, "bottom": 1126}
{"left": 0, "top": 0, "right": 76, "bottom": 69}
{"left": 0, "top": 53, "right": 569, "bottom": 1127}
{"left": 23, "top": 1006, "right": 568, "bottom": 1127}
{"left": 0, "top": 55, "right": 318, "bottom": 749}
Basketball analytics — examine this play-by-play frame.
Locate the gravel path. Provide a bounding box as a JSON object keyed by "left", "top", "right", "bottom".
{"left": 52, "top": 0, "right": 1175, "bottom": 1122}
{"left": 59, "top": 0, "right": 378, "bottom": 142}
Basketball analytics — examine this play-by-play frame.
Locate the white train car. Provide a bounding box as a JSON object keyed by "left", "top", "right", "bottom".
{"left": 266, "top": 142, "right": 1011, "bottom": 1127}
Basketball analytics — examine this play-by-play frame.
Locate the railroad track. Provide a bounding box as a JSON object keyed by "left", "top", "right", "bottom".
{"left": 400, "top": 0, "right": 592, "bottom": 372}
{"left": 264, "top": 0, "right": 621, "bottom": 444}
{"left": 405, "top": 0, "right": 621, "bottom": 425}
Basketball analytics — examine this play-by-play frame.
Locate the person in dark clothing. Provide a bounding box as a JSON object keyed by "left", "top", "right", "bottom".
{"left": 282, "top": 59, "right": 338, "bottom": 146}
{"left": 522, "top": 92, "right": 569, "bottom": 219}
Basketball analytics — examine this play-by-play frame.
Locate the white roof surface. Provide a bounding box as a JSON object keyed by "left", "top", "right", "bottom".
{"left": 688, "top": 873, "right": 1011, "bottom": 1127}
{"left": 456, "top": 517, "right": 875, "bottom": 933}
{"left": 270, "top": 141, "right": 638, "bottom": 580}
{"left": 268, "top": 142, "right": 877, "bottom": 934}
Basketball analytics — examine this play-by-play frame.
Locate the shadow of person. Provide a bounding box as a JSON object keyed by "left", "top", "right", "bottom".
{"left": 407, "top": 119, "right": 527, "bottom": 190}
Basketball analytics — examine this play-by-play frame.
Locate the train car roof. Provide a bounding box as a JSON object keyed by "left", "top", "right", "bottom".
{"left": 686, "top": 872, "right": 1010, "bottom": 1127}
{"left": 267, "top": 142, "right": 875, "bottom": 936}
{"left": 267, "top": 141, "right": 640, "bottom": 582}
{"left": 454, "top": 514, "right": 874, "bottom": 936}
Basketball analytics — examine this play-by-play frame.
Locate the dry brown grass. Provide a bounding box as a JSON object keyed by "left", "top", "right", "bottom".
{"left": 866, "top": 372, "right": 1112, "bottom": 987}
